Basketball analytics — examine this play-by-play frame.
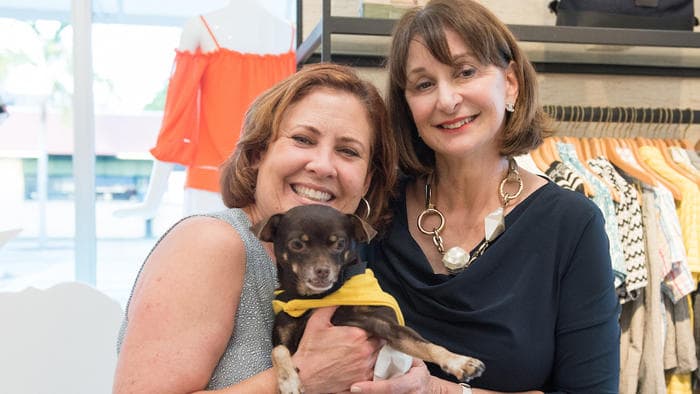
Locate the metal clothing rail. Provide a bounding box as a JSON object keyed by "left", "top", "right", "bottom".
{"left": 542, "top": 106, "right": 700, "bottom": 124}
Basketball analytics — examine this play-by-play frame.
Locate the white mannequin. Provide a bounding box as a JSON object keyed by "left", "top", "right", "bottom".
{"left": 115, "top": 1, "right": 294, "bottom": 220}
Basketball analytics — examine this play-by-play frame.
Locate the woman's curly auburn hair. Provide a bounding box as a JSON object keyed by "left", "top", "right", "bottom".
{"left": 219, "top": 63, "right": 397, "bottom": 228}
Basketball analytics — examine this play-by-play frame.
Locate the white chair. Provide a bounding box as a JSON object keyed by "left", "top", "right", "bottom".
{"left": 0, "top": 282, "right": 124, "bottom": 394}
{"left": 0, "top": 228, "right": 21, "bottom": 249}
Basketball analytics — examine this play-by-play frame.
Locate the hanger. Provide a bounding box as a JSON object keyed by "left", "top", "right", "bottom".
{"left": 666, "top": 109, "right": 700, "bottom": 179}
{"left": 547, "top": 106, "right": 575, "bottom": 162}
{"left": 622, "top": 107, "right": 636, "bottom": 140}
{"left": 656, "top": 108, "right": 700, "bottom": 186}
{"left": 601, "top": 107, "right": 658, "bottom": 188}
{"left": 633, "top": 108, "right": 654, "bottom": 148}
{"left": 612, "top": 106, "right": 624, "bottom": 140}
{"left": 677, "top": 108, "right": 695, "bottom": 150}
{"left": 624, "top": 109, "right": 683, "bottom": 200}
{"left": 563, "top": 106, "right": 587, "bottom": 161}
{"left": 663, "top": 108, "right": 680, "bottom": 147}
{"left": 590, "top": 106, "right": 606, "bottom": 159}
{"left": 581, "top": 137, "right": 593, "bottom": 162}
{"left": 554, "top": 106, "right": 597, "bottom": 199}
{"left": 624, "top": 106, "right": 637, "bottom": 140}
{"left": 529, "top": 144, "right": 550, "bottom": 173}
{"left": 602, "top": 106, "right": 623, "bottom": 160}
{"left": 591, "top": 107, "right": 608, "bottom": 159}
{"left": 579, "top": 105, "right": 592, "bottom": 161}
{"left": 572, "top": 106, "right": 621, "bottom": 203}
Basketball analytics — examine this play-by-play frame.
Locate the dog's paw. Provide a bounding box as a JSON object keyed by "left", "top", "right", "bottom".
{"left": 278, "top": 373, "right": 303, "bottom": 394}
{"left": 442, "top": 355, "right": 485, "bottom": 381}
{"left": 276, "top": 362, "right": 303, "bottom": 394}
{"left": 272, "top": 346, "right": 304, "bottom": 394}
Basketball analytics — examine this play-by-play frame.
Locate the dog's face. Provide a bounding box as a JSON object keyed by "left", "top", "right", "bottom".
{"left": 252, "top": 204, "right": 376, "bottom": 297}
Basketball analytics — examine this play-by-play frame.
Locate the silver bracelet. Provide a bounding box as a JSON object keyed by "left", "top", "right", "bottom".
{"left": 459, "top": 382, "right": 473, "bottom": 394}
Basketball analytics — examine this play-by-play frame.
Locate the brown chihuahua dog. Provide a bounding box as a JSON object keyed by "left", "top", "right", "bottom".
{"left": 252, "top": 204, "right": 484, "bottom": 394}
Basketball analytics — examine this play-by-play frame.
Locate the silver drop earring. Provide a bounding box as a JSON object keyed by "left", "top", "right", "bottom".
{"left": 505, "top": 103, "right": 515, "bottom": 113}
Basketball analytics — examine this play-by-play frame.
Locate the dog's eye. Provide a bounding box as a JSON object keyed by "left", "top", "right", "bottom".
{"left": 330, "top": 238, "right": 346, "bottom": 253}
{"left": 288, "top": 239, "right": 305, "bottom": 252}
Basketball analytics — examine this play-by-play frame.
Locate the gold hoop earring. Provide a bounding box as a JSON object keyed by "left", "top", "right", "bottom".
{"left": 357, "top": 197, "right": 371, "bottom": 220}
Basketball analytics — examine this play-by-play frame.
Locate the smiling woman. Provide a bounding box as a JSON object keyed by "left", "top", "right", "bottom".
{"left": 113, "top": 63, "right": 400, "bottom": 393}
{"left": 220, "top": 63, "right": 397, "bottom": 228}
{"left": 403, "top": 27, "right": 518, "bottom": 163}
{"left": 362, "top": 1, "right": 621, "bottom": 393}
{"left": 251, "top": 87, "right": 373, "bottom": 220}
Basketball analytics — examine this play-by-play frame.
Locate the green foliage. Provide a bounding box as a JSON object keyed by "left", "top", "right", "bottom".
{"left": 0, "top": 50, "right": 33, "bottom": 82}
{"left": 144, "top": 82, "right": 168, "bottom": 111}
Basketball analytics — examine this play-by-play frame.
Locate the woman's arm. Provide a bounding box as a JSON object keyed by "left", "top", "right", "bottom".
{"left": 549, "top": 211, "right": 620, "bottom": 393}
{"left": 293, "top": 307, "right": 383, "bottom": 393}
{"left": 113, "top": 216, "right": 254, "bottom": 393}
{"left": 346, "top": 360, "right": 543, "bottom": 394}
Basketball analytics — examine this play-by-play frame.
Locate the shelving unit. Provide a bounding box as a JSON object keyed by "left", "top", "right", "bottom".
{"left": 296, "top": 0, "right": 700, "bottom": 76}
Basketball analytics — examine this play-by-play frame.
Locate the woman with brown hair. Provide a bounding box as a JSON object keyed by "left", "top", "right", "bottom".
{"left": 113, "top": 63, "right": 398, "bottom": 393}
{"left": 360, "top": 1, "right": 620, "bottom": 393}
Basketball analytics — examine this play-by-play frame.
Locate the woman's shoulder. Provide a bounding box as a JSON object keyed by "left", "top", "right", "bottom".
{"left": 173, "top": 214, "right": 239, "bottom": 237}
{"left": 526, "top": 179, "right": 604, "bottom": 225}
{"left": 539, "top": 178, "right": 599, "bottom": 207}
{"left": 127, "top": 214, "right": 250, "bottom": 318}
{"left": 153, "top": 214, "right": 248, "bottom": 265}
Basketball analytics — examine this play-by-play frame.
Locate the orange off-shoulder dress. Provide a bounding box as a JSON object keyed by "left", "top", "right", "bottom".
{"left": 150, "top": 16, "right": 296, "bottom": 192}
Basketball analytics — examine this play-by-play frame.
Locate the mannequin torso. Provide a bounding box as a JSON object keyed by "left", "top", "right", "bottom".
{"left": 177, "top": 2, "right": 294, "bottom": 214}
{"left": 180, "top": 2, "right": 293, "bottom": 54}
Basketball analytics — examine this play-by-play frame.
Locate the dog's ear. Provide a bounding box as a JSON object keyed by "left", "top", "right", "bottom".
{"left": 250, "top": 214, "right": 284, "bottom": 242}
{"left": 348, "top": 214, "right": 377, "bottom": 243}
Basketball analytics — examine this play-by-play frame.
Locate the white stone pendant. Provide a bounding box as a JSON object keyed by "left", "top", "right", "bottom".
{"left": 484, "top": 207, "right": 505, "bottom": 242}
{"left": 442, "top": 246, "right": 470, "bottom": 271}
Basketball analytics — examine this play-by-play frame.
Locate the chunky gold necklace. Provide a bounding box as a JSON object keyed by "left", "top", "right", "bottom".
{"left": 417, "top": 157, "right": 523, "bottom": 274}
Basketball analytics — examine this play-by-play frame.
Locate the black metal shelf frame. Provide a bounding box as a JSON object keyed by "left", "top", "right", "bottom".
{"left": 295, "top": 0, "right": 700, "bottom": 76}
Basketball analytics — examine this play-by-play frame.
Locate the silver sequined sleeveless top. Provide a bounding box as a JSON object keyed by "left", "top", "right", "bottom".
{"left": 116, "top": 208, "right": 277, "bottom": 389}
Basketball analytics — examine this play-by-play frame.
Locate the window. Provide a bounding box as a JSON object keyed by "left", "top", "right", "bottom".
{"left": 0, "top": 1, "right": 256, "bottom": 306}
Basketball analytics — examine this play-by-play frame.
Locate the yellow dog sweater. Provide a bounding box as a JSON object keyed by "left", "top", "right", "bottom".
{"left": 272, "top": 268, "right": 404, "bottom": 325}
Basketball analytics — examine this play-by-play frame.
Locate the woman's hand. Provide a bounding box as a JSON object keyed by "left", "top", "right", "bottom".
{"left": 341, "top": 358, "right": 432, "bottom": 394}
{"left": 291, "top": 306, "right": 383, "bottom": 394}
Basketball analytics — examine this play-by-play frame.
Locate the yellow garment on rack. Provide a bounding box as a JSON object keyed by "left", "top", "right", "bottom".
{"left": 664, "top": 296, "right": 695, "bottom": 394}
{"left": 665, "top": 372, "right": 692, "bottom": 394}
{"left": 272, "top": 269, "right": 405, "bottom": 325}
{"left": 639, "top": 146, "right": 700, "bottom": 280}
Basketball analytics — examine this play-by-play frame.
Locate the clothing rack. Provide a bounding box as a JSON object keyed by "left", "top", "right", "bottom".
{"left": 542, "top": 106, "right": 700, "bottom": 124}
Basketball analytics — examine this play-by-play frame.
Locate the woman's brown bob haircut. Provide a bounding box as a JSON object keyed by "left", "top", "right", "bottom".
{"left": 220, "top": 63, "right": 397, "bottom": 227}
{"left": 387, "top": 0, "right": 552, "bottom": 178}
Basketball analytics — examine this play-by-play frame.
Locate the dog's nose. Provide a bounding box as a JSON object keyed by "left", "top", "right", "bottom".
{"left": 314, "top": 266, "right": 330, "bottom": 279}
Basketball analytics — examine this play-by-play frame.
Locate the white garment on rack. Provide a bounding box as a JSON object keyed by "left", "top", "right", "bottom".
{"left": 515, "top": 153, "right": 548, "bottom": 177}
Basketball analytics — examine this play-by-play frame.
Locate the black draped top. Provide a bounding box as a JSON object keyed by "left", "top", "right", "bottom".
{"left": 364, "top": 179, "right": 620, "bottom": 393}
